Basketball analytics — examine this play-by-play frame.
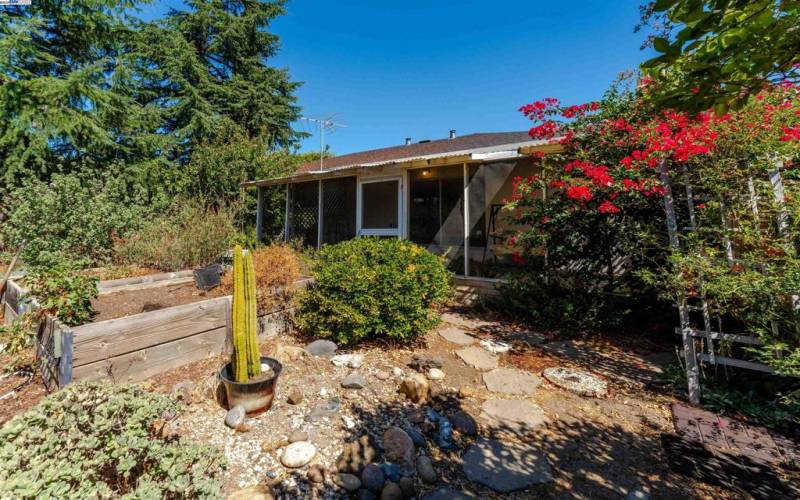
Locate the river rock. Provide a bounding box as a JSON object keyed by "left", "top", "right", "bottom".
{"left": 332, "top": 353, "right": 364, "bottom": 368}
{"left": 335, "top": 473, "right": 362, "bottom": 492}
{"left": 383, "top": 426, "right": 415, "bottom": 464}
{"left": 287, "top": 388, "right": 303, "bottom": 405}
{"left": 342, "top": 372, "right": 367, "bottom": 389}
{"left": 224, "top": 405, "right": 246, "bottom": 429}
{"left": 305, "top": 339, "right": 338, "bottom": 358}
{"left": 427, "top": 368, "right": 445, "bottom": 381}
{"left": 280, "top": 441, "right": 317, "bottom": 468}
{"left": 403, "top": 425, "right": 426, "bottom": 447}
{"left": 361, "top": 463, "right": 385, "bottom": 493}
{"left": 357, "top": 490, "right": 378, "bottom": 500}
{"left": 416, "top": 455, "right": 437, "bottom": 484}
{"left": 398, "top": 373, "right": 429, "bottom": 403}
{"left": 375, "top": 370, "right": 391, "bottom": 381}
{"left": 450, "top": 410, "right": 478, "bottom": 436}
{"left": 380, "top": 482, "right": 403, "bottom": 500}
{"left": 398, "top": 476, "right": 417, "bottom": 497}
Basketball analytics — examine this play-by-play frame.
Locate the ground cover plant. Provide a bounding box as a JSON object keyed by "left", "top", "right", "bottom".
{"left": 0, "top": 380, "right": 224, "bottom": 499}
{"left": 296, "top": 237, "right": 452, "bottom": 345}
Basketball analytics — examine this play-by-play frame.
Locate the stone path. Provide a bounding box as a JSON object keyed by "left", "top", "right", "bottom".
{"left": 479, "top": 399, "right": 548, "bottom": 436}
{"left": 482, "top": 367, "right": 541, "bottom": 395}
{"left": 543, "top": 366, "right": 608, "bottom": 398}
{"left": 455, "top": 346, "right": 498, "bottom": 371}
{"left": 438, "top": 327, "right": 476, "bottom": 346}
{"left": 462, "top": 437, "right": 554, "bottom": 492}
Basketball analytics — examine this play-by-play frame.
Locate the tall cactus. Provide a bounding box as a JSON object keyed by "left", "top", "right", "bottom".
{"left": 231, "top": 245, "right": 261, "bottom": 382}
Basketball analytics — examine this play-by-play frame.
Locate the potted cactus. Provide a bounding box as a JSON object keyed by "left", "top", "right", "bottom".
{"left": 219, "top": 245, "right": 282, "bottom": 414}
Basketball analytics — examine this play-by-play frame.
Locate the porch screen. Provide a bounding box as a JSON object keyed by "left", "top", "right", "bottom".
{"left": 287, "top": 181, "right": 318, "bottom": 247}
{"left": 321, "top": 177, "right": 357, "bottom": 245}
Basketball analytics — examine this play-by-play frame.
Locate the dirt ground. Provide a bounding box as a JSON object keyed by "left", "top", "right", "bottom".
{"left": 90, "top": 281, "right": 226, "bottom": 322}
{"left": 145, "top": 311, "right": 738, "bottom": 499}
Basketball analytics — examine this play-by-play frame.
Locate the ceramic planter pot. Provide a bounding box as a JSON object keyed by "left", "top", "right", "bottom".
{"left": 219, "top": 356, "right": 282, "bottom": 415}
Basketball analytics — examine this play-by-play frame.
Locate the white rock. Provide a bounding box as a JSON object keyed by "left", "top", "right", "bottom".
{"left": 427, "top": 368, "right": 445, "bottom": 381}
{"left": 392, "top": 367, "right": 404, "bottom": 377}
{"left": 280, "top": 441, "right": 317, "bottom": 468}
{"left": 331, "top": 354, "right": 364, "bottom": 368}
{"left": 320, "top": 387, "right": 328, "bottom": 396}
{"left": 342, "top": 415, "right": 356, "bottom": 429}
{"left": 480, "top": 339, "right": 511, "bottom": 354}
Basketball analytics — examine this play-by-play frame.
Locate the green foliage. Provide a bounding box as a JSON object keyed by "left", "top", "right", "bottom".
{"left": 640, "top": 0, "right": 800, "bottom": 113}
{"left": 114, "top": 199, "right": 238, "bottom": 271}
{"left": 296, "top": 238, "right": 452, "bottom": 345}
{"left": 0, "top": 380, "right": 224, "bottom": 498}
{"left": 1, "top": 173, "right": 151, "bottom": 269}
{"left": 0, "top": 314, "right": 37, "bottom": 372}
{"left": 25, "top": 266, "right": 98, "bottom": 326}
{"left": 231, "top": 246, "right": 261, "bottom": 382}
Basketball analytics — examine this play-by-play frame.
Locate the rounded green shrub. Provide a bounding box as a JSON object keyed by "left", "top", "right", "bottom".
{"left": 296, "top": 237, "right": 452, "bottom": 345}
{"left": 0, "top": 380, "right": 224, "bottom": 499}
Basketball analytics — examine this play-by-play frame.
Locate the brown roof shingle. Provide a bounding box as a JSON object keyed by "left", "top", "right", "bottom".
{"left": 296, "top": 131, "right": 533, "bottom": 173}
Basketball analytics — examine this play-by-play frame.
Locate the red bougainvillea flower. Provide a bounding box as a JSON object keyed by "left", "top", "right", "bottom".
{"left": 598, "top": 200, "right": 621, "bottom": 214}
{"left": 781, "top": 126, "right": 800, "bottom": 142}
{"left": 566, "top": 185, "right": 593, "bottom": 202}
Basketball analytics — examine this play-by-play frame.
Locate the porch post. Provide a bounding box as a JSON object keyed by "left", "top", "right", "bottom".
{"left": 317, "top": 180, "right": 323, "bottom": 249}
{"left": 284, "top": 183, "right": 290, "bottom": 242}
{"left": 255, "top": 186, "right": 264, "bottom": 243}
{"left": 463, "top": 162, "right": 470, "bottom": 277}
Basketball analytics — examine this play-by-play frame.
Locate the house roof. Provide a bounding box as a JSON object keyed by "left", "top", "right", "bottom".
{"left": 243, "top": 131, "right": 562, "bottom": 187}
{"left": 295, "top": 131, "right": 535, "bottom": 173}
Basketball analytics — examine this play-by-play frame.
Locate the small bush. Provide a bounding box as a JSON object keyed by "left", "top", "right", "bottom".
{"left": 220, "top": 244, "right": 301, "bottom": 314}
{"left": 0, "top": 314, "right": 37, "bottom": 372}
{"left": 0, "top": 380, "right": 224, "bottom": 498}
{"left": 26, "top": 266, "right": 98, "bottom": 326}
{"left": 114, "top": 199, "right": 237, "bottom": 271}
{"left": 295, "top": 238, "right": 452, "bottom": 345}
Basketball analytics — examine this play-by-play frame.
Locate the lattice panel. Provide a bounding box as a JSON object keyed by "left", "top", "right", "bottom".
{"left": 288, "top": 181, "right": 318, "bottom": 247}
{"left": 321, "top": 177, "right": 356, "bottom": 245}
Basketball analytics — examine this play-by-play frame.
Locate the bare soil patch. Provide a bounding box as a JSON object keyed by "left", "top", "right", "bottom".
{"left": 0, "top": 366, "right": 48, "bottom": 426}
{"left": 91, "top": 281, "right": 226, "bottom": 322}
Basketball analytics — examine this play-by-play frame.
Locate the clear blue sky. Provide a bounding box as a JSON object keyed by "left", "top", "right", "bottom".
{"left": 140, "top": 1, "right": 655, "bottom": 155}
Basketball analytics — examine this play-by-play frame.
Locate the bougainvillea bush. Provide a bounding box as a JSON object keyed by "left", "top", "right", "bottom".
{"left": 296, "top": 237, "right": 452, "bottom": 345}
{"left": 508, "top": 76, "right": 800, "bottom": 375}
{"left": 0, "top": 380, "right": 223, "bottom": 499}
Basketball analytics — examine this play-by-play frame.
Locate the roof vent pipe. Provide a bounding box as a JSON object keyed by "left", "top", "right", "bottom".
{"left": 405, "top": 137, "right": 411, "bottom": 145}
{"left": 449, "top": 129, "right": 456, "bottom": 139}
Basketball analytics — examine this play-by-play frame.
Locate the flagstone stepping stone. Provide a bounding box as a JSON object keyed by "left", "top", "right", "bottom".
{"left": 506, "top": 330, "right": 547, "bottom": 346}
{"left": 441, "top": 312, "right": 492, "bottom": 330}
{"left": 455, "top": 346, "right": 498, "bottom": 371}
{"left": 479, "top": 399, "right": 548, "bottom": 435}
{"left": 462, "top": 437, "right": 553, "bottom": 492}
{"left": 482, "top": 368, "right": 540, "bottom": 395}
{"left": 438, "top": 327, "right": 476, "bottom": 345}
{"left": 543, "top": 366, "right": 607, "bottom": 397}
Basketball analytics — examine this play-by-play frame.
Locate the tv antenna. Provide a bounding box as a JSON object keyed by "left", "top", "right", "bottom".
{"left": 301, "top": 116, "right": 347, "bottom": 171}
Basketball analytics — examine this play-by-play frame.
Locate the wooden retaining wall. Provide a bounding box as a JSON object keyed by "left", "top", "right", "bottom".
{"left": 2, "top": 274, "right": 298, "bottom": 387}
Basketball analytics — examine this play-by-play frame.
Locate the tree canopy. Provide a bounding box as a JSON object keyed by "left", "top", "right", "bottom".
{"left": 640, "top": 0, "right": 800, "bottom": 113}
{"left": 0, "top": 0, "right": 302, "bottom": 198}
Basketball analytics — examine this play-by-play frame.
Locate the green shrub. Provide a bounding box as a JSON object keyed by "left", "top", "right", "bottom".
{"left": 114, "top": 199, "right": 237, "bottom": 271}
{"left": 1, "top": 173, "right": 150, "bottom": 269}
{"left": 295, "top": 238, "right": 452, "bottom": 345}
{"left": 25, "top": 266, "right": 98, "bottom": 326}
{"left": 0, "top": 380, "right": 223, "bottom": 498}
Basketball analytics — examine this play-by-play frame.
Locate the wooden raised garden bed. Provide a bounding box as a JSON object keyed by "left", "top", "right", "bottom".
{"left": 2, "top": 272, "right": 307, "bottom": 389}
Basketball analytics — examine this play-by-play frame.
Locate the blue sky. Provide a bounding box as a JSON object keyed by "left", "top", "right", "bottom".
{"left": 140, "top": 1, "right": 655, "bottom": 154}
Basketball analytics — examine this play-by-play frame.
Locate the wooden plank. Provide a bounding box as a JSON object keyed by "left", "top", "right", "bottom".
{"left": 98, "top": 271, "right": 194, "bottom": 293}
{"left": 58, "top": 329, "right": 73, "bottom": 387}
{"left": 4, "top": 302, "right": 18, "bottom": 324}
{"left": 72, "top": 296, "right": 230, "bottom": 367}
{"left": 696, "top": 354, "right": 775, "bottom": 374}
{"left": 72, "top": 326, "right": 227, "bottom": 383}
{"left": 98, "top": 276, "right": 195, "bottom": 295}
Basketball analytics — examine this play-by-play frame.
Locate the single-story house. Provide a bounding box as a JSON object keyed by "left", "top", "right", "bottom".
{"left": 244, "top": 131, "right": 563, "bottom": 280}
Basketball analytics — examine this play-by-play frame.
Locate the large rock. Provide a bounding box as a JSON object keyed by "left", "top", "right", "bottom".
{"left": 380, "top": 482, "right": 403, "bottom": 500}
{"left": 382, "top": 426, "right": 414, "bottom": 464}
{"left": 455, "top": 346, "right": 498, "bottom": 371}
{"left": 450, "top": 410, "right": 478, "bottom": 436}
{"left": 542, "top": 366, "right": 608, "bottom": 397}
{"left": 280, "top": 441, "right": 317, "bottom": 468}
{"left": 334, "top": 473, "right": 362, "bottom": 492}
{"left": 416, "top": 455, "right": 437, "bottom": 484}
{"left": 304, "top": 339, "right": 338, "bottom": 358}
{"left": 462, "top": 437, "right": 553, "bottom": 492}
{"left": 479, "top": 399, "right": 548, "bottom": 436}
{"left": 398, "top": 373, "right": 429, "bottom": 404}
{"left": 482, "top": 368, "right": 541, "bottom": 395}
{"left": 331, "top": 353, "right": 364, "bottom": 368}
{"left": 438, "top": 327, "right": 476, "bottom": 345}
